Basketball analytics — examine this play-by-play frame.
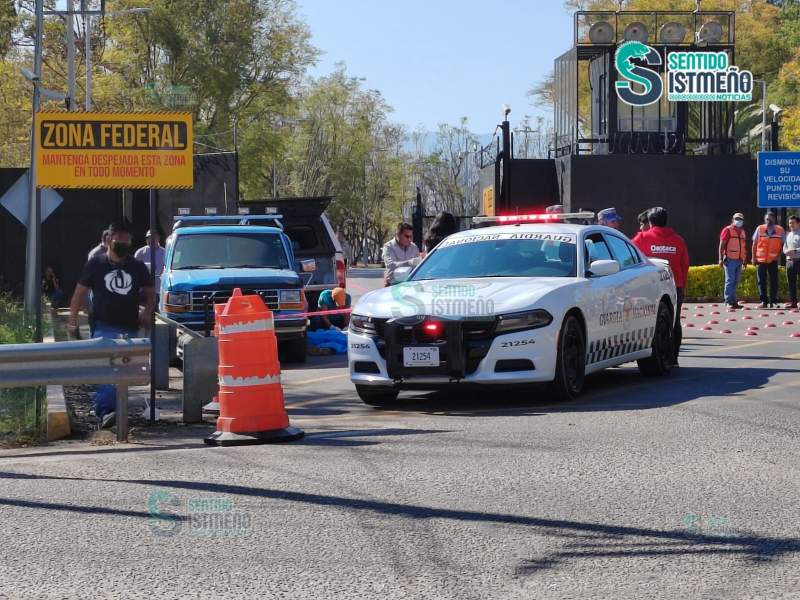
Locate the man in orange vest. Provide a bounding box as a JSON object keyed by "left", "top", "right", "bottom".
{"left": 718, "top": 212, "right": 747, "bottom": 309}
{"left": 751, "top": 211, "right": 785, "bottom": 309}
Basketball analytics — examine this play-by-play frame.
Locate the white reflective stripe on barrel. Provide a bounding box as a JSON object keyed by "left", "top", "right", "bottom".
{"left": 218, "top": 373, "right": 282, "bottom": 387}
{"left": 217, "top": 317, "right": 274, "bottom": 335}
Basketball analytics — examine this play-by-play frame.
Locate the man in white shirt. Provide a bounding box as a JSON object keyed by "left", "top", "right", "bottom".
{"left": 784, "top": 215, "right": 800, "bottom": 308}
{"left": 382, "top": 222, "right": 421, "bottom": 286}
{"left": 134, "top": 229, "right": 166, "bottom": 295}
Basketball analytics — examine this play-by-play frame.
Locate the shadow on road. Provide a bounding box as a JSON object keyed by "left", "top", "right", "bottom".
{"left": 372, "top": 365, "right": 792, "bottom": 417}
{"left": 3, "top": 470, "right": 797, "bottom": 568}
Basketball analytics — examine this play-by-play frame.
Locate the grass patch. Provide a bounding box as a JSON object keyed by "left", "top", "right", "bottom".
{"left": 0, "top": 294, "right": 45, "bottom": 445}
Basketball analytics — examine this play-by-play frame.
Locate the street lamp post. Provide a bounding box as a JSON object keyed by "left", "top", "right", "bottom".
{"left": 754, "top": 79, "right": 768, "bottom": 152}
{"left": 23, "top": 0, "right": 44, "bottom": 339}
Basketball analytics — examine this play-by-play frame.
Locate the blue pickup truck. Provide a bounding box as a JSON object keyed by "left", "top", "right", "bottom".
{"left": 158, "top": 217, "right": 313, "bottom": 362}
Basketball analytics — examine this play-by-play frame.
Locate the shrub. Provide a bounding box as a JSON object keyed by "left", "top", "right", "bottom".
{"left": 0, "top": 293, "right": 35, "bottom": 344}
{"left": 686, "top": 264, "right": 789, "bottom": 301}
{"left": 0, "top": 295, "right": 43, "bottom": 445}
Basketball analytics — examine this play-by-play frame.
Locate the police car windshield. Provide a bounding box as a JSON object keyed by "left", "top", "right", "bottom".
{"left": 411, "top": 234, "right": 577, "bottom": 280}
{"left": 170, "top": 233, "right": 290, "bottom": 270}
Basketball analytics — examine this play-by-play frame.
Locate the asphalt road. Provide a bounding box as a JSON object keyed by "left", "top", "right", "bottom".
{"left": 2, "top": 269, "right": 800, "bottom": 599}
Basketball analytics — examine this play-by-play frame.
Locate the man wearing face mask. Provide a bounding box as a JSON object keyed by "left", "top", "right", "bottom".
{"left": 751, "top": 211, "right": 785, "bottom": 309}
{"left": 719, "top": 212, "right": 747, "bottom": 309}
{"left": 67, "top": 221, "right": 154, "bottom": 427}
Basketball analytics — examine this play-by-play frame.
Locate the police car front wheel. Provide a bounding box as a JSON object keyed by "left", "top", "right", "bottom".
{"left": 550, "top": 314, "right": 586, "bottom": 401}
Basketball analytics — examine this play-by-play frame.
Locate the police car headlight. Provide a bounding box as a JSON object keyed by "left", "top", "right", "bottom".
{"left": 495, "top": 310, "right": 553, "bottom": 333}
{"left": 166, "top": 292, "right": 190, "bottom": 306}
{"left": 350, "top": 314, "right": 377, "bottom": 335}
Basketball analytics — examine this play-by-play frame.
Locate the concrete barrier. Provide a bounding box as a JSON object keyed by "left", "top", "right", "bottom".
{"left": 181, "top": 335, "right": 218, "bottom": 424}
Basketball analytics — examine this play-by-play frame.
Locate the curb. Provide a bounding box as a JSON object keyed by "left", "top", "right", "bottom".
{"left": 46, "top": 384, "right": 71, "bottom": 442}
{"left": 44, "top": 316, "right": 71, "bottom": 442}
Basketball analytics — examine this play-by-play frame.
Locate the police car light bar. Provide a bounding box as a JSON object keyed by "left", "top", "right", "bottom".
{"left": 472, "top": 212, "right": 595, "bottom": 225}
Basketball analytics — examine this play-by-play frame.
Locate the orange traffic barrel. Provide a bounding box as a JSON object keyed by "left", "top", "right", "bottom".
{"left": 204, "top": 288, "right": 304, "bottom": 446}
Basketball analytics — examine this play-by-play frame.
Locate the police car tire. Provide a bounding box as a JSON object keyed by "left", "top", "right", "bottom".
{"left": 637, "top": 301, "right": 673, "bottom": 377}
{"left": 551, "top": 314, "right": 586, "bottom": 401}
{"left": 282, "top": 335, "right": 308, "bottom": 364}
{"left": 356, "top": 385, "right": 399, "bottom": 407}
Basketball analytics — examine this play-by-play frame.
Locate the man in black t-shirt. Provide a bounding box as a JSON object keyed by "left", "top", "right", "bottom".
{"left": 68, "top": 221, "right": 154, "bottom": 425}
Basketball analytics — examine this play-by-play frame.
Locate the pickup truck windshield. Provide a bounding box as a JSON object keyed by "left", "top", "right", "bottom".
{"left": 171, "top": 233, "right": 290, "bottom": 270}
{"left": 411, "top": 237, "right": 577, "bottom": 279}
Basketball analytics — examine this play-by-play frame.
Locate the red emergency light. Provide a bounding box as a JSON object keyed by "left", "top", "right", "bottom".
{"left": 422, "top": 321, "right": 443, "bottom": 337}
{"left": 472, "top": 212, "right": 595, "bottom": 226}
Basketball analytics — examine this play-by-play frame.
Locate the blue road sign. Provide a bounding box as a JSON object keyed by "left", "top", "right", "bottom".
{"left": 758, "top": 151, "right": 800, "bottom": 208}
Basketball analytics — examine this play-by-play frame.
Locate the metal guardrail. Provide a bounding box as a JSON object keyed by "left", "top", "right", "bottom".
{"left": 0, "top": 338, "right": 151, "bottom": 442}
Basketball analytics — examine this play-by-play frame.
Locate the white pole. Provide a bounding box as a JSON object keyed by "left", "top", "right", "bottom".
{"left": 83, "top": 0, "right": 91, "bottom": 110}
{"left": 24, "top": 0, "right": 44, "bottom": 339}
{"left": 66, "top": 0, "right": 75, "bottom": 109}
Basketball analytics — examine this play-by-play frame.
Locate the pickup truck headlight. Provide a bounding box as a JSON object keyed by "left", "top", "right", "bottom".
{"left": 350, "top": 314, "right": 377, "bottom": 335}
{"left": 279, "top": 289, "right": 302, "bottom": 304}
{"left": 166, "top": 292, "right": 190, "bottom": 305}
{"left": 495, "top": 309, "right": 553, "bottom": 333}
{"left": 163, "top": 291, "right": 191, "bottom": 313}
{"left": 279, "top": 289, "right": 305, "bottom": 310}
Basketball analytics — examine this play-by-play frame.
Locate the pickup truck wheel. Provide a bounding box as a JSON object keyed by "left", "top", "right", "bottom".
{"left": 356, "top": 385, "right": 399, "bottom": 407}
{"left": 637, "top": 302, "right": 674, "bottom": 377}
{"left": 282, "top": 334, "right": 307, "bottom": 363}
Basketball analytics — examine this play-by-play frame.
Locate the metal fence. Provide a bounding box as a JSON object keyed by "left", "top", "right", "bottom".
{"left": 0, "top": 338, "right": 151, "bottom": 442}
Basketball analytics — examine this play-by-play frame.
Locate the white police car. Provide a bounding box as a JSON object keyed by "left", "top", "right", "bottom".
{"left": 348, "top": 213, "right": 678, "bottom": 406}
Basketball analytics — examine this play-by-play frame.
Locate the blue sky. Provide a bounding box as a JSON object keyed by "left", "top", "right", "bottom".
{"left": 295, "top": 0, "right": 574, "bottom": 134}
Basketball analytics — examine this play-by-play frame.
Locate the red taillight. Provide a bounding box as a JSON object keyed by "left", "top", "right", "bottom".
{"left": 422, "top": 321, "right": 443, "bottom": 337}
{"left": 336, "top": 257, "right": 346, "bottom": 288}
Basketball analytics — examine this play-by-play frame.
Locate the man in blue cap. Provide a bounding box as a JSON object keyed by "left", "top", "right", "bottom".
{"left": 598, "top": 207, "right": 622, "bottom": 230}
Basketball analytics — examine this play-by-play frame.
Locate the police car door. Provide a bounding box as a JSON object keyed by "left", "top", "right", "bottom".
{"left": 603, "top": 234, "right": 657, "bottom": 363}
{"left": 583, "top": 232, "right": 623, "bottom": 371}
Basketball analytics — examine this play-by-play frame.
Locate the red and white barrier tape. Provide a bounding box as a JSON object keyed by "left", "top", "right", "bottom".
{"left": 272, "top": 307, "right": 352, "bottom": 320}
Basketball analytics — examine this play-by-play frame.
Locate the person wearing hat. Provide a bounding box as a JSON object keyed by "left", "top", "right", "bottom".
{"left": 134, "top": 229, "right": 166, "bottom": 296}
{"left": 597, "top": 208, "right": 622, "bottom": 230}
{"left": 314, "top": 286, "right": 351, "bottom": 330}
{"left": 718, "top": 212, "right": 747, "bottom": 309}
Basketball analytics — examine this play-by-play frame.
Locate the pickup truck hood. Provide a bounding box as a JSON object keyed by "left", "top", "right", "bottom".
{"left": 355, "top": 277, "right": 581, "bottom": 319}
{"left": 166, "top": 268, "right": 300, "bottom": 290}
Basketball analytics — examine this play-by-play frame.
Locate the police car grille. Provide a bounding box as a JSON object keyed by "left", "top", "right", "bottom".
{"left": 190, "top": 289, "right": 280, "bottom": 311}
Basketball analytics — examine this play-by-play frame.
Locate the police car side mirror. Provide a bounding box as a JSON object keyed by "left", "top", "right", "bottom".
{"left": 392, "top": 266, "right": 412, "bottom": 284}
{"left": 587, "top": 260, "right": 620, "bottom": 277}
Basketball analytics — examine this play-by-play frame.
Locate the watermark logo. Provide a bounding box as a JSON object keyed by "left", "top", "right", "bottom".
{"left": 389, "top": 281, "right": 495, "bottom": 323}
{"left": 615, "top": 41, "right": 663, "bottom": 107}
{"left": 147, "top": 491, "right": 251, "bottom": 537}
{"left": 683, "top": 513, "right": 739, "bottom": 537}
{"left": 667, "top": 52, "right": 752, "bottom": 102}
{"left": 615, "top": 42, "right": 753, "bottom": 105}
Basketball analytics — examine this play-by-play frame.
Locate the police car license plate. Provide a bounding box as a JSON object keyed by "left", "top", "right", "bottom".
{"left": 403, "top": 347, "right": 439, "bottom": 367}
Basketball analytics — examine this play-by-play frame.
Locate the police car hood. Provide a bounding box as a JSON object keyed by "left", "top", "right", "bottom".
{"left": 355, "top": 277, "right": 579, "bottom": 319}
{"left": 167, "top": 268, "right": 300, "bottom": 290}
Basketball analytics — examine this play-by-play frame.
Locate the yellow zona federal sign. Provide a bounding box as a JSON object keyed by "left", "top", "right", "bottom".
{"left": 35, "top": 112, "right": 193, "bottom": 189}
